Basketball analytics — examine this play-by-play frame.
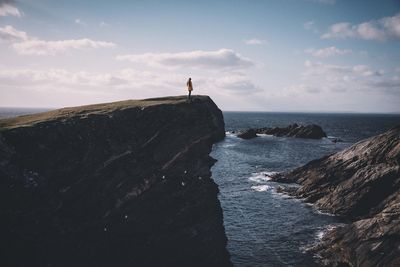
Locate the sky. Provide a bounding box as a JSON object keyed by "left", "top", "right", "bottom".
{"left": 0, "top": 0, "right": 399, "bottom": 112}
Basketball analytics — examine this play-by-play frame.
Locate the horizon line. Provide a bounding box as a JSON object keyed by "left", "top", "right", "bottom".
{"left": 0, "top": 106, "right": 400, "bottom": 115}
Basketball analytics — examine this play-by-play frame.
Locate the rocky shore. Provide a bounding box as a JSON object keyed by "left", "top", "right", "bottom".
{"left": 237, "top": 123, "right": 327, "bottom": 139}
{"left": 272, "top": 126, "right": 400, "bottom": 266}
{"left": 0, "top": 96, "right": 232, "bottom": 267}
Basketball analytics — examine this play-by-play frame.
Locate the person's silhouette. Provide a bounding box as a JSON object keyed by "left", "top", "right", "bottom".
{"left": 186, "top": 78, "right": 193, "bottom": 102}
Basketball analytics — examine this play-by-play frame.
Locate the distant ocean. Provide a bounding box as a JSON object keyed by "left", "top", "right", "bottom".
{"left": 212, "top": 112, "right": 400, "bottom": 266}
{"left": 0, "top": 107, "right": 51, "bottom": 119}
{"left": 2, "top": 108, "right": 400, "bottom": 266}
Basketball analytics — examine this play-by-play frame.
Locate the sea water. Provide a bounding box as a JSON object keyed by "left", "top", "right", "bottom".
{"left": 0, "top": 107, "right": 51, "bottom": 119}
{"left": 211, "top": 112, "right": 400, "bottom": 267}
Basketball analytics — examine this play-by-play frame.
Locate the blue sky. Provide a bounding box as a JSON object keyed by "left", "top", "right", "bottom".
{"left": 0, "top": 0, "right": 399, "bottom": 112}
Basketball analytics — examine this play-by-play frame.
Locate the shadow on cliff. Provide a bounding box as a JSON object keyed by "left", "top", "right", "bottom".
{"left": 0, "top": 95, "right": 233, "bottom": 267}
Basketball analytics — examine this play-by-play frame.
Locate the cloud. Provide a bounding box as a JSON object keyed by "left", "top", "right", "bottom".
{"left": 0, "top": 25, "right": 28, "bottom": 41}
{"left": 0, "top": 25, "right": 116, "bottom": 55}
{"left": 0, "top": 0, "right": 21, "bottom": 17}
{"left": 244, "top": 38, "right": 267, "bottom": 45}
{"left": 0, "top": 68, "right": 167, "bottom": 93}
{"left": 12, "top": 39, "right": 116, "bottom": 55}
{"left": 116, "top": 49, "right": 255, "bottom": 69}
{"left": 0, "top": 66, "right": 264, "bottom": 109}
{"left": 306, "top": 46, "right": 351, "bottom": 58}
{"left": 303, "top": 21, "right": 318, "bottom": 33}
{"left": 322, "top": 13, "right": 400, "bottom": 41}
{"left": 278, "top": 61, "right": 400, "bottom": 113}
{"left": 292, "top": 61, "right": 393, "bottom": 97}
{"left": 213, "top": 73, "right": 262, "bottom": 94}
{"left": 352, "top": 64, "right": 384, "bottom": 77}
{"left": 303, "top": 60, "right": 383, "bottom": 77}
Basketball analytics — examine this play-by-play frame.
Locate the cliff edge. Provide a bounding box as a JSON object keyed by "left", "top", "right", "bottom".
{"left": 0, "top": 95, "right": 232, "bottom": 267}
{"left": 273, "top": 126, "right": 400, "bottom": 266}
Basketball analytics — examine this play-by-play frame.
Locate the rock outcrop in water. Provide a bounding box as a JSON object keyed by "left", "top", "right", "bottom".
{"left": 257, "top": 123, "right": 327, "bottom": 139}
{"left": 272, "top": 126, "right": 400, "bottom": 267}
{"left": 236, "top": 123, "right": 327, "bottom": 140}
{"left": 237, "top": 128, "right": 257, "bottom": 139}
{"left": 0, "top": 96, "right": 232, "bottom": 267}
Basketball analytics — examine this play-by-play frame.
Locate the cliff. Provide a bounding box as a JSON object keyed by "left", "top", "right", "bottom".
{"left": 0, "top": 95, "right": 232, "bottom": 267}
{"left": 273, "top": 126, "right": 400, "bottom": 266}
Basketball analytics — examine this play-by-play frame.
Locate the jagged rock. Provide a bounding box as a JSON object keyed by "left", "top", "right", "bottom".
{"left": 237, "top": 128, "right": 257, "bottom": 139}
{"left": 257, "top": 123, "right": 327, "bottom": 139}
{"left": 0, "top": 96, "right": 232, "bottom": 267}
{"left": 273, "top": 125, "right": 400, "bottom": 267}
{"left": 329, "top": 137, "right": 344, "bottom": 143}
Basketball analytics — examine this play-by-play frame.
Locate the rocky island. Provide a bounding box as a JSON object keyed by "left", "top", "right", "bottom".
{"left": 272, "top": 126, "right": 400, "bottom": 266}
{"left": 237, "top": 123, "right": 327, "bottom": 140}
{"left": 0, "top": 96, "right": 232, "bottom": 267}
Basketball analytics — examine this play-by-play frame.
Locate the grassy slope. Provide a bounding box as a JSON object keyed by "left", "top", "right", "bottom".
{"left": 0, "top": 95, "right": 201, "bottom": 130}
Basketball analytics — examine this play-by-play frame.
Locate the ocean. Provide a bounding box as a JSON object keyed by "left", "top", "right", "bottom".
{"left": 0, "top": 107, "right": 51, "bottom": 119}
{"left": 211, "top": 112, "right": 400, "bottom": 267}
{"left": 2, "top": 108, "right": 400, "bottom": 266}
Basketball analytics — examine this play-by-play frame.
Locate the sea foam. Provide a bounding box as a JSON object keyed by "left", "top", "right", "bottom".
{"left": 248, "top": 171, "right": 277, "bottom": 183}
{"left": 251, "top": 185, "right": 273, "bottom": 192}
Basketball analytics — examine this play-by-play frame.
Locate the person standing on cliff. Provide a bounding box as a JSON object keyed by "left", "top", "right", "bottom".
{"left": 187, "top": 77, "right": 193, "bottom": 102}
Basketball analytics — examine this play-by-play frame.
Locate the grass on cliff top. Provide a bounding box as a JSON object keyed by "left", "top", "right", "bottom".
{"left": 0, "top": 95, "right": 209, "bottom": 130}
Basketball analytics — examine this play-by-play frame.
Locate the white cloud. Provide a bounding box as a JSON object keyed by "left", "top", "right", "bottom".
{"left": 306, "top": 46, "right": 351, "bottom": 58}
{"left": 244, "top": 38, "right": 267, "bottom": 45}
{"left": 12, "top": 39, "right": 115, "bottom": 55}
{"left": 0, "top": 67, "right": 261, "bottom": 96}
{"left": 0, "top": 67, "right": 264, "bottom": 109}
{"left": 0, "top": 25, "right": 116, "bottom": 55}
{"left": 0, "top": 0, "right": 21, "bottom": 17}
{"left": 293, "top": 61, "right": 394, "bottom": 96}
{"left": 303, "top": 60, "right": 383, "bottom": 77}
{"left": 303, "top": 21, "right": 318, "bottom": 33}
{"left": 352, "top": 65, "right": 384, "bottom": 77}
{"left": 279, "top": 61, "right": 399, "bottom": 113}
{"left": 0, "top": 68, "right": 170, "bottom": 94}
{"left": 0, "top": 25, "right": 28, "bottom": 42}
{"left": 213, "top": 73, "right": 262, "bottom": 94}
{"left": 322, "top": 13, "right": 400, "bottom": 41}
{"left": 116, "top": 49, "right": 255, "bottom": 69}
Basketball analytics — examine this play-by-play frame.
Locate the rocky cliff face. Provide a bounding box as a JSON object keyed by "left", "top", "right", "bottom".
{"left": 273, "top": 126, "right": 400, "bottom": 266}
{"left": 0, "top": 96, "right": 232, "bottom": 267}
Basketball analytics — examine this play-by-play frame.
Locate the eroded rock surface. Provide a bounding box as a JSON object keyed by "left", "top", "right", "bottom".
{"left": 273, "top": 126, "right": 400, "bottom": 266}
{"left": 0, "top": 96, "right": 232, "bottom": 267}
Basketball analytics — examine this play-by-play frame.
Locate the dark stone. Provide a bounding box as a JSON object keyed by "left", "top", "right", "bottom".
{"left": 272, "top": 125, "right": 400, "bottom": 266}
{"left": 237, "top": 128, "right": 257, "bottom": 139}
{"left": 257, "top": 123, "right": 327, "bottom": 139}
{"left": 0, "top": 95, "right": 232, "bottom": 267}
